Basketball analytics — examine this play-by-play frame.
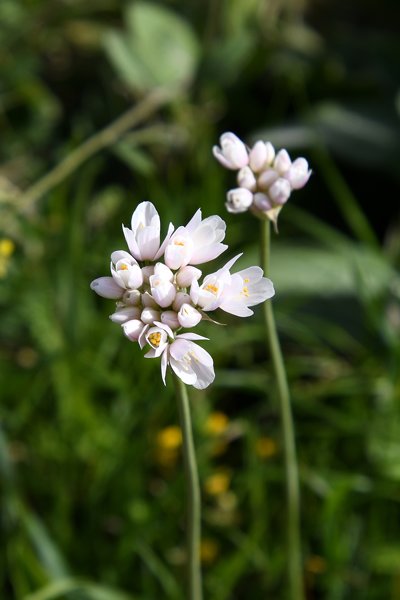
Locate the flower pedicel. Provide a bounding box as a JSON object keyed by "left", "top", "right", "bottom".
{"left": 91, "top": 201, "right": 275, "bottom": 389}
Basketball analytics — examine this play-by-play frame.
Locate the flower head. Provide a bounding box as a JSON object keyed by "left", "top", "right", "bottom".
{"left": 91, "top": 202, "right": 275, "bottom": 389}
{"left": 213, "top": 132, "right": 311, "bottom": 227}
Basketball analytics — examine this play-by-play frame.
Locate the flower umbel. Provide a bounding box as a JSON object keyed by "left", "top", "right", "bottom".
{"left": 214, "top": 131, "right": 311, "bottom": 227}
{"left": 91, "top": 202, "right": 275, "bottom": 389}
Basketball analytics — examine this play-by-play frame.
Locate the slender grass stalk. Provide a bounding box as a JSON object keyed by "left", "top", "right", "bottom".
{"left": 173, "top": 375, "right": 202, "bottom": 600}
{"left": 261, "top": 219, "right": 304, "bottom": 600}
{"left": 13, "top": 88, "right": 175, "bottom": 215}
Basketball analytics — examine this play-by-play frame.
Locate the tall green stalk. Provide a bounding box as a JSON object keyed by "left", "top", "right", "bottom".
{"left": 173, "top": 375, "right": 202, "bottom": 600}
{"left": 261, "top": 219, "right": 304, "bottom": 600}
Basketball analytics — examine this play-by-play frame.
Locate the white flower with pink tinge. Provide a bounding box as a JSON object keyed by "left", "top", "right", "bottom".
{"left": 190, "top": 255, "right": 275, "bottom": 316}
{"left": 91, "top": 201, "right": 275, "bottom": 389}
{"left": 122, "top": 201, "right": 174, "bottom": 261}
{"left": 137, "top": 322, "right": 214, "bottom": 389}
{"left": 213, "top": 132, "right": 311, "bottom": 224}
{"left": 164, "top": 209, "right": 227, "bottom": 270}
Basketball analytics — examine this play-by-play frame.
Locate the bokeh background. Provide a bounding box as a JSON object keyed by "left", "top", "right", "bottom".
{"left": 1, "top": 0, "right": 400, "bottom": 598}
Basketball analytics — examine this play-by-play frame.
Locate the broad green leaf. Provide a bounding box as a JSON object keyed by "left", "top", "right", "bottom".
{"left": 103, "top": 2, "right": 200, "bottom": 93}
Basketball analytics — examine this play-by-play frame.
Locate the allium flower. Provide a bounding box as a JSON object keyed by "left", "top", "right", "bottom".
{"left": 91, "top": 202, "right": 275, "bottom": 389}
{"left": 213, "top": 132, "right": 311, "bottom": 227}
{"left": 212, "top": 132, "right": 249, "bottom": 170}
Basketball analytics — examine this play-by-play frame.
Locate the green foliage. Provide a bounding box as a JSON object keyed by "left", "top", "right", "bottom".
{"left": 1, "top": 0, "right": 400, "bottom": 598}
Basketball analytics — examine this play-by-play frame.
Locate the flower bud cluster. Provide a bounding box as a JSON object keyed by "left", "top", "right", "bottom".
{"left": 213, "top": 132, "right": 311, "bottom": 225}
{"left": 91, "top": 202, "right": 275, "bottom": 389}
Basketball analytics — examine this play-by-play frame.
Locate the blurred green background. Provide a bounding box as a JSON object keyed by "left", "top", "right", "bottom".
{"left": 1, "top": 0, "right": 400, "bottom": 598}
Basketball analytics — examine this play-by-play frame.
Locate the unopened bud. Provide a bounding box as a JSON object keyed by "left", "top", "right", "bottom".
{"left": 141, "top": 307, "right": 161, "bottom": 325}
{"left": 286, "top": 157, "right": 311, "bottom": 189}
{"left": 274, "top": 149, "right": 291, "bottom": 175}
{"left": 237, "top": 166, "right": 257, "bottom": 191}
{"left": 109, "top": 306, "right": 141, "bottom": 324}
{"left": 123, "top": 319, "right": 145, "bottom": 341}
{"left": 258, "top": 169, "right": 279, "bottom": 191}
{"left": 161, "top": 310, "right": 180, "bottom": 329}
{"left": 226, "top": 188, "right": 253, "bottom": 214}
{"left": 173, "top": 292, "right": 191, "bottom": 311}
{"left": 178, "top": 304, "right": 202, "bottom": 328}
{"left": 253, "top": 192, "right": 272, "bottom": 212}
{"left": 269, "top": 178, "right": 291, "bottom": 205}
{"left": 212, "top": 132, "right": 249, "bottom": 170}
{"left": 176, "top": 266, "right": 202, "bottom": 288}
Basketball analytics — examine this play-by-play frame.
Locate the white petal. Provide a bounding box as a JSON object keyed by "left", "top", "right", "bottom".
{"left": 122, "top": 225, "right": 140, "bottom": 259}
{"left": 161, "top": 348, "right": 168, "bottom": 385}
{"left": 154, "top": 222, "right": 175, "bottom": 260}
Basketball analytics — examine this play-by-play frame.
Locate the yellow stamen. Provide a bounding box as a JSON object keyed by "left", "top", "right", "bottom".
{"left": 242, "top": 286, "right": 249, "bottom": 297}
{"left": 119, "top": 263, "right": 129, "bottom": 270}
{"left": 148, "top": 332, "right": 162, "bottom": 347}
{"left": 174, "top": 240, "right": 185, "bottom": 246}
{"left": 244, "top": 278, "right": 249, "bottom": 283}
{"left": 205, "top": 283, "right": 219, "bottom": 294}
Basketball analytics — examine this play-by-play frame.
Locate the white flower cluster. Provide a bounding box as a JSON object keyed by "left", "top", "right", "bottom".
{"left": 91, "top": 202, "right": 275, "bottom": 390}
{"left": 213, "top": 132, "right": 311, "bottom": 223}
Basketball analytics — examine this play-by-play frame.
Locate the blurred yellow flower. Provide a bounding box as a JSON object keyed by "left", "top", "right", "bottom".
{"left": 200, "top": 538, "right": 219, "bottom": 564}
{"left": 205, "top": 411, "right": 229, "bottom": 436}
{"left": 256, "top": 436, "right": 278, "bottom": 459}
{"left": 305, "top": 555, "right": 327, "bottom": 574}
{"left": 154, "top": 425, "right": 182, "bottom": 469}
{"left": 156, "top": 426, "right": 182, "bottom": 450}
{"left": 204, "top": 471, "right": 231, "bottom": 496}
{"left": 0, "top": 238, "right": 15, "bottom": 278}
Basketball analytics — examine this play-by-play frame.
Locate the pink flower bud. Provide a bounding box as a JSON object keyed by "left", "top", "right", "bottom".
{"left": 212, "top": 132, "right": 249, "bottom": 170}
{"left": 237, "top": 166, "right": 257, "bottom": 191}
{"left": 141, "top": 307, "right": 161, "bottom": 325}
{"left": 173, "top": 292, "right": 191, "bottom": 311}
{"left": 123, "top": 289, "right": 141, "bottom": 305}
{"left": 274, "top": 149, "right": 291, "bottom": 175}
{"left": 178, "top": 304, "right": 202, "bottom": 328}
{"left": 226, "top": 188, "right": 253, "bottom": 214}
{"left": 286, "top": 157, "right": 311, "bottom": 189}
{"left": 269, "top": 178, "right": 291, "bottom": 205}
{"left": 109, "top": 306, "right": 141, "bottom": 324}
{"left": 253, "top": 193, "right": 272, "bottom": 212}
{"left": 176, "top": 265, "right": 202, "bottom": 288}
{"left": 258, "top": 169, "right": 279, "bottom": 191}
{"left": 161, "top": 310, "right": 180, "bottom": 329}
{"left": 123, "top": 319, "right": 145, "bottom": 341}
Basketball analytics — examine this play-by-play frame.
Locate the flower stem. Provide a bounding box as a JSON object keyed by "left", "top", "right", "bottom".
{"left": 261, "top": 219, "right": 304, "bottom": 600}
{"left": 173, "top": 375, "right": 202, "bottom": 600}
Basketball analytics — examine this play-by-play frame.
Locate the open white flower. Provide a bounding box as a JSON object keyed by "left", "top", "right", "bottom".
{"left": 219, "top": 267, "right": 275, "bottom": 317}
{"left": 111, "top": 250, "right": 143, "bottom": 290}
{"left": 164, "top": 209, "right": 227, "bottom": 270}
{"left": 162, "top": 334, "right": 215, "bottom": 390}
{"left": 123, "top": 201, "right": 174, "bottom": 261}
{"left": 190, "top": 255, "right": 241, "bottom": 311}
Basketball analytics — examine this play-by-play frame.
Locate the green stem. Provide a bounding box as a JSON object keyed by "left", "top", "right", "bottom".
{"left": 173, "top": 375, "right": 202, "bottom": 600}
{"left": 261, "top": 219, "right": 304, "bottom": 600}
{"left": 13, "top": 88, "right": 175, "bottom": 215}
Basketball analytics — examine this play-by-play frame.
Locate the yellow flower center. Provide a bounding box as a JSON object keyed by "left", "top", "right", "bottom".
{"left": 148, "top": 332, "right": 162, "bottom": 347}
{"left": 119, "top": 263, "right": 129, "bottom": 270}
{"left": 205, "top": 283, "right": 219, "bottom": 294}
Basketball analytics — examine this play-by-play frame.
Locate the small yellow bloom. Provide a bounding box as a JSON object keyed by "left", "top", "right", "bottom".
{"left": 0, "top": 238, "right": 15, "bottom": 278}
{"left": 156, "top": 426, "right": 182, "bottom": 450}
{"left": 204, "top": 471, "right": 231, "bottom": 496}
{"left": 305, "top": 555, "right": 327, "bottom": 574}
{"left": 205, "top": 412, "right": 229, "bottom": 436}
{"left": 0, "top": 239, "right": 15, "bottom": 257}
{"left": 256, "top": 436, "right": 278, "bottom": 459}
{"left": 200, "top": 538, "right": 219, "bottom": 564}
